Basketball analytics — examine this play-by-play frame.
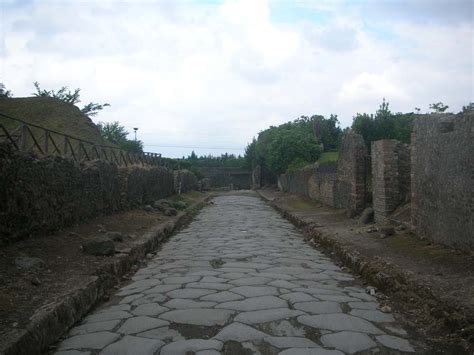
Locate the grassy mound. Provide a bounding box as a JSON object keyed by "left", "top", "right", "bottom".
{"left": 0, "top": 96, "right": 110, "bottom": 146}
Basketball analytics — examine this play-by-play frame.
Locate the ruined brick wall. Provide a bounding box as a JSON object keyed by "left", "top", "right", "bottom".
{"left": 308, "top": 162, "right": 338, "bottom": 207}
{"left": 277, "top": 132, "right": 369, "bottom": 212}
{"left": 372, "top": 140, "right": 411, "bottom": 223}
{"left": 411, "top": 113, "right": 474, "bottom": 250}
{"left": 335, "top": 132, "right": 369, "bottom": 212}
{"left": 0, "top": 143, "right": 175, "bottom": 244}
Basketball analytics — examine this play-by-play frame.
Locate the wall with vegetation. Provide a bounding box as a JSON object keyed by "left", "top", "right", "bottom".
{"left": 411, "top": 113, "right": 473, "bottom": 250}
{"left": 194, "top": 167, "right": 251, "bottom": 189}
{"left": 0, "top": 143, "right": 175, "bottom": 245}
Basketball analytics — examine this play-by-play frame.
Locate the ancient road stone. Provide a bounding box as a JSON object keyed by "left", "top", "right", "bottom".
{"left": 230, "top": 285, "right": 278, "bottom": 297}
{"left": 350, "top": 309, "right": 395, "bottom": 322}
{"left": 293, "top": 301, "right": 342, "bottom": 314}
{"left": 200, "top": 291, "right": 244, "bottom": 302}
{"left": 267, "top": 280, "right": 299, "bottom": 289}
{"left": 98, "top": 304, "right": 131, "bottom": 313}
{"left": 159, "top": 309, "right": 235, "bottom": 326}
{"left": 99, "top": 335, "right": 164, "bottom": 355}
{"left": 298, "top": 314, "right": 384, "bottom": 334}
{"left": 163, "top": 298, "right": 217, "bottom": 309}
{"left": 376, "top": 335, "right": 415, "bottom": 352}
{"left": 84, "top": 311, "right": 132, "bottom": 323}
{"left": 131, "top": 303, "right": 168, "bottom": 316}
{"left": 195, "top": 350, "right": 221, "bottom": 355}
{"left": 214, "top": 322, "right": 268, "bottom": 342}
{"left": 230, "top": 276, "right": 272, "bottom": 286}
{"left": 144, "top": 284, "right": 181, "bottom": 294}
{"left": 121, "top": 279, "right": 161, "bottom": 290}
{"left": 117, "top": 316, "right": 169, "bottom": 334}
{"left": 265, "top": 320, "right": 306, "bottom": 337}
{"left": 160, "top": 339, "right": 223, "bottom": 355}
{"left": 187, "top": 282, "right": 233, "bottom": 290}
{"left": 216, "top": 295, "right": 287, "bottom": 311}
{"left": 59, "top": 332, "right": 120, "bottom": 350}
{"left": 137, "top": 326, "right": 184, "bottom": 342}
{"left": 162, "top": 276, "right": 201, "bottom": 284}
{"left": 320, "top": 331, "right": 377, "bottom": 353}
{"left": 56, "top": 195, "right": 413, "bottom": 355}
{"left": 281, "top": 292, "right": 318, "bottom": 304}
{"left": 264, "top": 336, "right": 319, "bottom": 348}
{"left": 234, "top": 308, "right": 305, "bottom": 324}
{"left": 69, "top": 320, "right": 121, "bottom": 336}
{"left": 348, "top": 302, "right": 378, "bottom": 310}
{"left": 279, "top": 349, "right": 344, "bottom": 355}
{"left": 166, "top": 288, "right": 216, "bottom": 299}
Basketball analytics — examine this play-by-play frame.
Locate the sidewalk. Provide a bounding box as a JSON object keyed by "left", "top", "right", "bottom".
{"left": 0, "top": 192, "right": 211, "bottom": 355}
{"left": 257, "top": 188, "right": 473, "bottom": 353}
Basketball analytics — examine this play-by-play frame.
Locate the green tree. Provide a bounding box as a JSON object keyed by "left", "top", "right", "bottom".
{"left": 32, "top": 82, "right": 110, "bottom": 117}
{"left": 245, "top": 115, "right": 322, "bottom": 175}
{"left": 311, "top": 114, "right": 343, "bottom": 151}
{"left": 351, "top": 98, "right": 415, "bottom": 147}
{"left": 96, "top": 121, "right": 143, "bottom": 153}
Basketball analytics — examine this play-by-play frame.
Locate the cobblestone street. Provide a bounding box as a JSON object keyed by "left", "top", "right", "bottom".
{"left": 55, "top": 194, "right": 416, "bottom": 354}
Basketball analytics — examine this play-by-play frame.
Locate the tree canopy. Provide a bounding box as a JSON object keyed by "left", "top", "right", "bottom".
{"left": 351, "top": 98, "right": 415, "bottom": 147}
{"left": 32, "top": 82, "right": 110, "bottom": 117}
{"left": 96, "top": 121, "right": 143, "bottom": 153}
{"left": 244, "top": 115, "right": 329, "bottom": 174}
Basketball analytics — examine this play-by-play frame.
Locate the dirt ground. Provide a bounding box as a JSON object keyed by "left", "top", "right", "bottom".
{"left": 259, "top": 188, "right": 474, "bottom": 354}
{"left": 0, "top": 191, "right": 206, "bottom": 346}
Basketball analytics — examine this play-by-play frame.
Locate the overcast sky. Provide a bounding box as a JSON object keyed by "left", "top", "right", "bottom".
{"left": 1, "top": 0, "right": 473, "bottom": 158}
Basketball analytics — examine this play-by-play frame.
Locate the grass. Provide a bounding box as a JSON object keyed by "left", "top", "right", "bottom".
{"left": 318, "top": 151, "right": 339, "bottom": 162}
{"left": 0, "top": 97, "right": 111, "bottom": 147}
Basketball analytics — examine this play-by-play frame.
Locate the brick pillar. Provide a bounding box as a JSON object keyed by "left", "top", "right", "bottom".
{"left": 372, "top": 139, "right": 411, "bottom": 223}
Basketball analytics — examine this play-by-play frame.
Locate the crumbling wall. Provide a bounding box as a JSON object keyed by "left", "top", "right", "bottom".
{"left": 194, "top": 167, "right": 252, "bottom": 189}
{"left": 174, "top": 169, "right": 198, "bottom": 193}
{"left": 411, "top": 113, "right": 474, "bottom": 250}
{"left": 0, "top": 143, "right": 175, "bottom": 245}
{"left": 372, "top": 139, "right": 411, "bottom": 223}
{"left": 278, "top": 132, "right": 369, "bottom": 213}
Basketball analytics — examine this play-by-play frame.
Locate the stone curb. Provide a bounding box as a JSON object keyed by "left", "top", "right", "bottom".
{"left": 256, "top": 190, "right": 473, "bottom": 348}
{"left": 0, "top": 194, "right": 212, "bottom": 355}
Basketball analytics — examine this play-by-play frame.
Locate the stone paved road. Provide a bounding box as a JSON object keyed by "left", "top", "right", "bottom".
{"left": 55, "top": 194, "right": 416, "bottom": 355}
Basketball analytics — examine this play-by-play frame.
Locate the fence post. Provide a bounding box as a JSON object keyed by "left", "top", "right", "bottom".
{"left": 20, "top": 124, "right": 28, "bottom": 151}
{"left": 44, "top": 130, "right": 49, "bottom": 154}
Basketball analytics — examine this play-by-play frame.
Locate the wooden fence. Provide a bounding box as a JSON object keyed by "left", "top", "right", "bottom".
{"left": 0, "top": 112, "right": 161, "bottom": 167}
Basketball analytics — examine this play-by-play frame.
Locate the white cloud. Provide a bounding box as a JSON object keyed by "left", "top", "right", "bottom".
{"left": 0, "top": 0, "right": 472, "bottom": 157}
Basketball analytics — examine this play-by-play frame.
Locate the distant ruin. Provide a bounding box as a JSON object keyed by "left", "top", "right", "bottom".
{"left": 276, "top": 112, "right": 474, "bottom": 250}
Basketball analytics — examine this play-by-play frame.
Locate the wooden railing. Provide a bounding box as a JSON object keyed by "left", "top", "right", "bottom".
{"left": 0, "top": 112, "right": 161, "bottom": 167}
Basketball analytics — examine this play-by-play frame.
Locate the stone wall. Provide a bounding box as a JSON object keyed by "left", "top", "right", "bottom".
{"left": 372, "top": 139, "right": 411, "bottom": 223}
{"left": 195, "top": 167, "right": 252, "bottom": 189}
{"left": 0, "top": 143, "right": 176, "bottom": 245}
{"left": 278, "top": 132, "right": 369, "bottom": 213}
{"left": 411, "top": 113, "right": 474, "bottom": 250}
